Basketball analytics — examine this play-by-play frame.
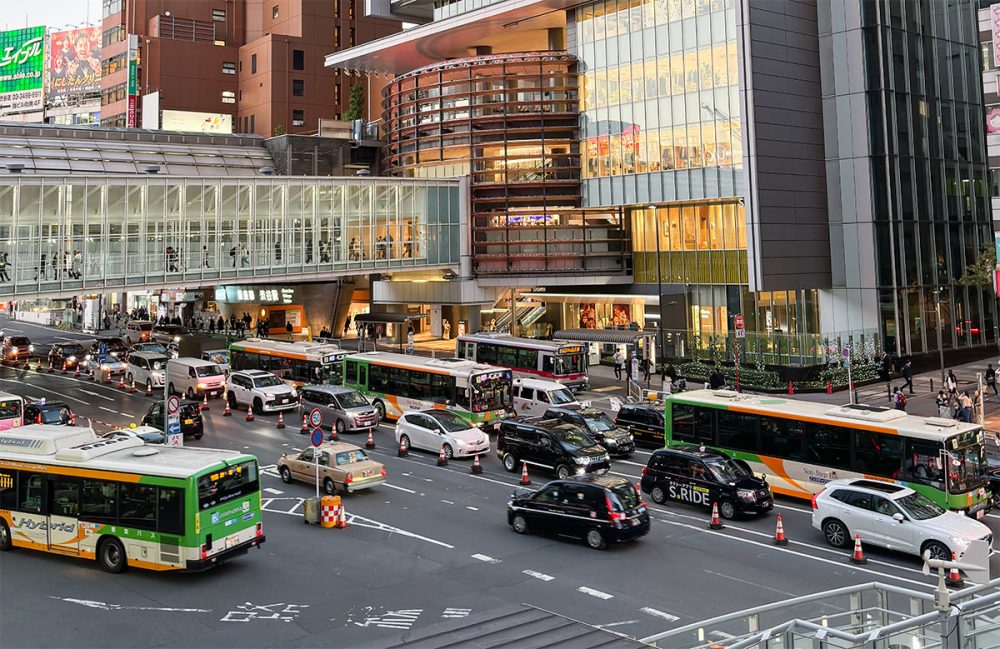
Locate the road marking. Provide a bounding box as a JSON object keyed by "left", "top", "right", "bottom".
{"left": 578, "top": 586, "right": 614, "bottom": 600}
{"left": 470, "top": 553, "right": 500, "bottom": 564}
{"left": 441, "top": 499, "right": 455, "bottom": 505}
{"left": 640, "top": 607, "right": 680, "bottom": 622}
{"left": 384, "top": 483, "right": 416, "bottom": 494}
{"left": 441, "top": 608, "right": 471, "bottom": 619}
{"left": 598, "top": 620, "right": 639, "bottom": 628}
{"left": 353, "top": 609, "right": 422, "bottom": 629}
{"left": 263, "top": 488, "right": 283, "bottom": 495}
{"left": 609, "top": 470, "right": 640, "bottom": 479}
{"left": 466, "top": 506, "right": 479, "bottom": 511}
{"left": 49, "top": 597, "right": 210, "bottom": 613}
{"left": 288, "top": 500, "right": 303, "bottom": 514}
{"left": 0, "top": 379, "right": 87, "bottom": 404}
{"left": 78, "top": 389, "right": 113, "bottom": 401}
{"left": 522, "top": 569, "right": 554, "bottom": 582}
{"left": 592, "top": 386, "right": 622, "bottom": 392}
{"left": 617, "top": 459, "right": 647, "bottom": 467}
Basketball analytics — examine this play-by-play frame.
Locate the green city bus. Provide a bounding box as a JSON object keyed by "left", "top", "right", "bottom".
{"left": 0, "top": 425, "right": 265, "bottom": 572}
{"left": 342, "top": 352, "right": 513, "bottom": 431}
{"left": 664, "top": 389, "right": 991, "bottom": 516}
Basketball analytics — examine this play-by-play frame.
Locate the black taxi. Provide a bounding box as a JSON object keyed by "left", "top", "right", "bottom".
{"left": 640, "top": 445, "right": 772, "bottom": 519}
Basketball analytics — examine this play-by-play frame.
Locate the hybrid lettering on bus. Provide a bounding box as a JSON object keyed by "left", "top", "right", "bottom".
{"left": 342, "top": 352, "right": 513, "bottom": 431}
{"left": 229, "top": 338, "right": 347, "bottom": 387}
{"left": 456, "top": 333, "right": 588, "bottom": 391}
{"left": 0, "top": 425, "right": 265, "bottom": 572}
{"left": 664, "top": 390, "right": 990, "bottom": 516}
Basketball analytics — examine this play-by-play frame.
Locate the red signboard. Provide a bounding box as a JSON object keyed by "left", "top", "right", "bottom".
{"left": 734, "top": 313, "right": 744, "bottom": 330}
{"left": 126, "top": 94, "right": 137, "bottom": 128}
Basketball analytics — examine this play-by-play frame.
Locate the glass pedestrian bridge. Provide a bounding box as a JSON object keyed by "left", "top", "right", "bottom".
{"left": 0, "top": 175, "right": 463, "bottom": 297}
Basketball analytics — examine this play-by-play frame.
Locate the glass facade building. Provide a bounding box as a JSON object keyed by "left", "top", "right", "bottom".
{"left": 0, "top": 176, "right": 462, "bottom": 296}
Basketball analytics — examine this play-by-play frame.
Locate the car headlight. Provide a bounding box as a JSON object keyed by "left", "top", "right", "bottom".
{"left": 85, "top": 354, "right": 92, "bottom": 361}
{"left": 196, "top": 382, "right": 206, "bottom": 389}
{"left": 67, "top": 356, "right": 76, "bottom": 362}
{"left": 738, "top": 489, "right": 757, "bottom": 502}
{"left": 574, "top": 456, "right": 589, "bottom": 465}
{"left": 28, "top": 345, "right": 34, "bottom": 352}
{"left": 603, "top": 437, "right": 617, "bottom": 446}
{"left": 173, "top": 336, "right": 180, "bottom": 342}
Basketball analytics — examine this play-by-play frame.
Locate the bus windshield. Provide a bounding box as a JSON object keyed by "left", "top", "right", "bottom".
{"left": 316, "top": 362, "right": 342, "bottom": 384}
{"left": 551, "top": 353, "right": 586, "bottom": 375}
{"left": 197, "top": 460, "right": 259, "bottom": 509}
{"left": 947, "top": 442, "right": 986, "bottom": 494}
{"left": 470, "top": 370, "right": 512, "bottom": 413}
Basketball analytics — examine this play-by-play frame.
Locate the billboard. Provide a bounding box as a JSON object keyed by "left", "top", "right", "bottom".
{"left": 47, "top": 27, "right": 100, "bottom": 98}
{"left": 0, "top": 26, "right": 45, "bottom": 116}
{"left": 161, "top": 110, "right": 233, "bottom": 134}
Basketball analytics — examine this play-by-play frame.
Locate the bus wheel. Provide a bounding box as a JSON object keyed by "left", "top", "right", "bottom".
{"left": 373, "top": 400, "right": 386, "bottom": 421}
{"left": 0, "top": 519, "right": 12, "bottom": 551}
{"left": 98, "top": 537, "right": 128, "bottom": 573}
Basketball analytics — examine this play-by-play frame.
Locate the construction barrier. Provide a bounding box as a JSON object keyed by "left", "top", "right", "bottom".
{"left": 320, "top": 495, "right": 339, "bottom": 529}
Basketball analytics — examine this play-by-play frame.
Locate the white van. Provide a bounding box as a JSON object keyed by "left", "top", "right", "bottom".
{"left": 512, "top": 377, "right": 585, "bottom": 417}
{"left": 124, "top": 320, "right": 154, "bottom": 344}
{"left": 165, "top": 357, "right": 226, "bottom": 400}
{"left": 126, "top": 352, "right": 169, "bottom": 392}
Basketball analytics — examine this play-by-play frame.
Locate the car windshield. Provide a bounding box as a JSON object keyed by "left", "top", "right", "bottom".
{"left": 610, "top": 483, "right": 640, "bottom": 511}
{"left": 180, "top": 403, "right": 201, "bottom": 417}
{"left": 336, "top": 449, "right": 369, "bottom": 465}
{"left": 148, "top": 357, "right": 168, "bottom": 370}
{"left": 10, "top": 337, "right": 28, "bottom": 346}
{"left": 197, "top": 460, "right": 258, "bottom": 508}
{"left": 585, "top": 412, "right": 617, "bottom": 433}
{"left": 138, "top": 323, "right": 153, "bottom": 331}
{"left": 142, "top": 344, "right": 168, "bottom": 354}
{"left": 896, "top": 492, "right": 945, "bottom": 520}
{"left": 555, "top": 426, "right": 596, "bottom": 450}
{"left": 550, "top": 352, "right": 586, "bottom": 376}
{"left": 195, "top": 365, "right": 223, "bottom": 377}
{"left": 431, "top": 411, "right": 472, "bottom": 432}
{"left": 62, "top": 345, "right": 84, "bottom": 356}
{"left": 549, "top": 387, "right": 576, "bottom": 405}
{"left": 336, "top": 391, "right": 369, "bottom": 409}
{"left": 252, "top": 375, "right": 284, "bottom": 388}
{"left": 704, "top": 457, "right": 742, "bottom": 483}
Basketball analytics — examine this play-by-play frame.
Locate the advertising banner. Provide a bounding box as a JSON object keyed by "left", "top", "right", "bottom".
{"left": 0, "top": 26, "right": 45, "bottom": 116}
{"left": 161, "top": 109, "right": 233, "bottom": 134}
{"left": 47, "top": 27, "right": 100, "bottom": 98}
{"left": 126, "top": 34, "right": 138, "bottom": 127}
{"left": 993, "top": 3, "right": 1000, "bottom": 67}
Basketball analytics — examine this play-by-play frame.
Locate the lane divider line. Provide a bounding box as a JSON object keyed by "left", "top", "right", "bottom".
{"left": 523, "top": 569, "right": 554, "bottom": 582}
{"left": 640, "top": 607, "right": 680, "bottom": 622}
{"left": 578, "top": 586, "right": 614, "bottom": 600}
{"left": 470, "top": 553, "right": 501, "bottom": 564}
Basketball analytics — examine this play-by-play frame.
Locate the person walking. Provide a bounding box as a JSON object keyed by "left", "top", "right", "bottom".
{"left": 641, "top": 357, "right": 651, "bottom": 384}
{"left": 344, "top": 315, "right": 352, "bottom": 338}
{"left": 0, "top": 253, "right": 10, "bottom": 283}
{"left": 988, "top": 364, "right": 998, "bottom": 397}
{"left": 285, "top": 321, "right": 293, "bottom": 339}
{"left": 201, "top": 246, "right": 209, "bottom": 268}
{"left": 900, "top": 360, "right": 913, "bottom": 394}
{"left": 612, "top": 349, "right": 624, "bottom": 381}
{"left": 936, "top": 391, "right": 952, "bottom": 418}
{"left": 892, "top": 387, "right": 906, "bottom": 411}
{"left": 958, "top": 391, "right": 974, "bottom": 423}
{"left": 946, "top": 369, "right": 958, "bottom": 395}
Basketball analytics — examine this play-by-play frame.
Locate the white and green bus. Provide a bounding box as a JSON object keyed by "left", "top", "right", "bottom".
{"left": 0, "top": 425, "right": 265, "bottom": 572}
{"left": 342, "top": 352, "right": 513, "bottom": 430}
{"left": 665, "top": 389, "right": 991, "bottom": 516}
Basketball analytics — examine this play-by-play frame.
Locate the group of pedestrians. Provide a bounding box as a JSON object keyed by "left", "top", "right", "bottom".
{"left": 35, "top": 250, "right": 82, "bottom": 281}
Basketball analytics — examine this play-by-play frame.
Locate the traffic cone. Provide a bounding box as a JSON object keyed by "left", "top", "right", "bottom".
{"left": 88, "top": 366, "right": 94, "bottom": 381}
{"left": 130, "top": 379, "right": 137, "bottom": 393}
{"left": 336, "top": 504, "right": 349, "bottom": 529}
{"left": 61, "top": 361, "right": 67, "bottom": 375}
{"left": 246, "top": 409, "right": 255, "bottom": 422}
{"left": 118, "top": 375, "right": 126, "bottom": 390}
{"left": 104, "top": 370, "right": 112, "bottom": 384}
{"left": 787, "top": 381, "right": 794, "bottom": 395}
{"left": 145, "top": 382, "right": 153, "bottom": 396}
{"left": 398, "top": 437, "right": 408, "bottom": 457}
{"left": 223, "top": 400, "right": 232, "bottom": 416}
{"left": 300, "top": 414, "right": 309, "bottom": 435}
{"left": 851, "top": 534, "right": 867, "bottom": 564}
{"left": 519, "top": 461, "right": 531, "bottom": 485}
{"left": 47, "top": 358, "right": 53, "bottom": 373}
{"left": 471, "top": 453, "right": 483, "bottom": 474}
{"left": 826, "top": 379, "right": 832, "bottom": 395}
{"left": 329, "top": 425, "right": 338, "bottom": 441}
{"left": 947, "top": 552, "right": 964, "bottom": 588}
{"left": 365, "top": 429, "right": 375, "bottom": 449}
{"left": 773, "top": 514, "right": 788, "bottom": 546}
{"left": 276, "top": 412, "right": 286, "bottom": 429}
{"left": 201, "top": 393, "right": 209, "bottom": 411}
{"left": 74, "top": 365, "right": 80, "bottom": 378}
{"left": 437, "top": 445, "right": 448, "bottom": 466}
{"left": 709, "top": 502, "right": 724, "bottom": 530}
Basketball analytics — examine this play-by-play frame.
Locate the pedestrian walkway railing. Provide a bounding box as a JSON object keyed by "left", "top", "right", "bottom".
{"left": 640, "top": 579, "right": 1000, "bottom": 649}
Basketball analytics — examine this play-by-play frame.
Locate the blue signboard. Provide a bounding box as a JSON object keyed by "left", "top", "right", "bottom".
{"left": 167, "top": 421, "right": 181, "bottom": 435}
{"left": 310, "top": 428, "right": 324, "bottom": 447}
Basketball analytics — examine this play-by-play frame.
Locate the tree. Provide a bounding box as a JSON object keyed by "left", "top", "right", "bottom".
{"left": 958, "top": 247, "right": 996, "bottom": 288}
{"left": 272, "top": 124, "right": 286, "bottom": 136}
{"left": 343, "top": 84, "right": 364, "bottom": 121}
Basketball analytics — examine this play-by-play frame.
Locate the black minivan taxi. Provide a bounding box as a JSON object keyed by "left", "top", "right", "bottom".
{"left": 507, "top": 475, "right": 650, "bottom": 550}
{"left": 640, "top": 445, "right": 773, "bottom": 519}
{"left": 496, "top": 417, "right": 611, "bottom": 479}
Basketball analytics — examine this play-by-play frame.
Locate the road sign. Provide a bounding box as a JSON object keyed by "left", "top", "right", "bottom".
{"left": 166, "top": 394, "right": 182, "bottom": 447}
{"left": 310, "top": 428, "right": 324, "bottom": 447}
{"left": 167, "top": 421, "right": 181, "bottom": 435}
{"left": 734, "top": 313, "right": 745, "bottom": 338}
{"left": 735, "top": 329, "right": 745, "bottom": 338}
{"left": 167, "top": 394, "right": 180, "bottom": 415}
{"left": 309, "top": 408, "right": 323, "bottom": 429}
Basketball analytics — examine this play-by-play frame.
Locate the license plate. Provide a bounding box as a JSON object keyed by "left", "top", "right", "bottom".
{"left": 184, "top": 419, "right": 193, "bottom": 424}
{"left": 225, "top": 536, "right": 237, "bottom": 549}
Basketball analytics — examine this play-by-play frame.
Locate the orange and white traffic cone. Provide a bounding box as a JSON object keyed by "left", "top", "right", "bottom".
{"left": 47, "top": 358, "right": 54, "bottom": 373}
{"left": 118, "top": 375, "right": 126, "bottom": 391}
{"left": 336, "top": 504, "right": 349, "bottom": 529}
{"left": 947, "top": 552, "right": 964, "bottom": 588}
{"left": 222, "top": 400, "right": 232, "bottom": 417}
{"left": 437, "top": 445, "right": 448, "bottom": 466}
{"left": 104, "top": 370, "right": 112, "bottom": 384}
{"left": 398, "top": 437, "right": 408, "bottom": 457}
{"left": 145, "top": 382, "right": 153, "bottom": 396}
{"left": 130, "top": 379, "right": 137, "bottom": 393}
{"left": 773, "top": 514, "right": 788, "bottom": 545}
{"left": 201, "top": 393, "right": 209, "bottom": 411}
{"left": 826, "top": 379, "right": 832, "bottom": 395}
{"left": 61, "top": 361, "right": 67, "bottom": 375}
{"left": 709, "top": 502, "right": 725, "bottom": 530}
{"left": 246, "top": 408, "right": 255, "bottom": 422}
{"left": 787, "top": 381, "right": 794, "bottom": 395}
{"left": 300, "top": 414, "right": 309, "bottom": 435}
{"left": 519, "top": 461, "right": 531, "bottom": 485}
{"left": 471, "top": 453, "right": 483, "bottom": 474}
{"left": 851, "top": 534, "right": 867, "bottom": 564}
{"left": 276, "top": 411, "right": 285, "bottom": 429}
{"left": 88, "top": 366, "right": 95, "bottom": 381}
{"left": 74, "top": 364, "right": 80, "bottom": 378}
{"left": 365, "top": 428, "right": 375, "bottom": 449}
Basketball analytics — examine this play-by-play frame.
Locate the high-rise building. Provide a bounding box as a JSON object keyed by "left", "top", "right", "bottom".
{"left": 326, "top": 0, "right": 994, "bottom": 366}
{"left": 99, "top": 0, "right": 399, "bottom": 134}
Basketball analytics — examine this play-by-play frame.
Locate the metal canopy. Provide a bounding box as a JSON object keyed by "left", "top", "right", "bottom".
{"left": 553, "top": 328, "right": 652, "bottom": 345}
{"left": 353, "top": 313, "right": 426, "bottom": 324}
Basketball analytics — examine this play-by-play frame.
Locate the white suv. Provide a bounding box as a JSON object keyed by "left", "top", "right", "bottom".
{"left": 812, "top": 478, "right": 992, "bottom": 561}
{"left": 226, "top": 369, "right": 298, "bottom": 414}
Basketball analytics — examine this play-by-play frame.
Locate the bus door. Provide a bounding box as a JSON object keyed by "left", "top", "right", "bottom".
{"left": 13, "top": 472, "right": 47, "bottom": 548}
{"left": 357, "top": 363, "right": 367, "bottom": 389}
{"left": 463, "top": 342, "right": 476, "bottom": 360}
{"left": 47, "top": 476, "right": 80, "bottom": 555}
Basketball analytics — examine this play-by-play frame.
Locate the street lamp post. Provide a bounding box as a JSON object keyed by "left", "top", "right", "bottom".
{"left": 934, "top": 288, "right": 945, "bottom": 384}
{"left": 649, "top": 205, "right": 663, "bottom": 371}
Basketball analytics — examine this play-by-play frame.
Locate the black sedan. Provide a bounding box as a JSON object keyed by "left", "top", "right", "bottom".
{"left": 142, "top": 400, "right": 204, "bottom": 439}
{"left": 24, "top": 400, "right": 75, "bottom": 426}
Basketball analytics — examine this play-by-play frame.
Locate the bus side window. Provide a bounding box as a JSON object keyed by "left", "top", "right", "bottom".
{"left": 759, "top": 416, "right": 803, "bottom": 461}
{"left": 672, "top": 403, "right": 714, "bottom": 443}
{"left": 81, "top": 479, "right": 118, "bottom": 523}
{"left": 803, "top": 423, "right": 850, "bottom": 468}
{"left": 18, "top": 473, "right": 44, "bottom": 514}
{"left": 902, "top": 439, "right": 944, "bottom": 488}
{"left": 49, "top": 478, "right": 80, "bottom": 517}
{"left": 0, "top": 469, "right": 17, "bottom": 510}
{"left": 344, "top": 361, "right": 358, "bottom": 385}
{"left": 158, "top": 487, "right": 184, "bottom": 535}
{"left": 853, "top": 430, "right": 903, "bottom": 478}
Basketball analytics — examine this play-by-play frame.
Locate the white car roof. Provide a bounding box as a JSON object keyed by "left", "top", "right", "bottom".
{"left": 823, "top": 478, "right": 913, "bottom": 498}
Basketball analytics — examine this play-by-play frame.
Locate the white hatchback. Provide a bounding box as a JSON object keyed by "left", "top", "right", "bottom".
{"left": 812, "top": 478, "right": 992, "bottom": 561}
{"left": 395, "top": 410, "right": 491, "bottom": 459}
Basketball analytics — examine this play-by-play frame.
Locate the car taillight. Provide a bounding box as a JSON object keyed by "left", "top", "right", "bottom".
{"left": 641, "top": 466, "right": 647, "bottom": 478}
{"left": 36, "top": 414, "right": 41, "bottom": 424}
{"left": 811, "top": 491, "right": 821, "bottom": 510}
{"left": 380, "top": 467, "right": 386, "bottom": 477}
{"left": 345, "top": 473, "right": 353, "bottom": 484}
{"left": 256, "top": 523, "right": 263, "bottom": 537}
{"left": 606, "top": 495, "right": 624, "bottom": 523}
{"left": 200, "top": 545, "right": 208, "bottom": 560}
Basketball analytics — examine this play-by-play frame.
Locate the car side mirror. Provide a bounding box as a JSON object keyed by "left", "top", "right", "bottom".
{"left": 892, "top": 512, "right": 905, "bottom": 522}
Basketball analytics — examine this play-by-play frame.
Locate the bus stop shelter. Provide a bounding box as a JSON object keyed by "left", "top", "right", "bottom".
{"left": 552, "top": 328, "right": 656, "bottom": 367}
{"left": 354, "top": 312, "right": 426, "bottom": 352}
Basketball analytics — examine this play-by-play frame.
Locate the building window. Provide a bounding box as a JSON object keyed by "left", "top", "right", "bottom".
{"left": 251, "top": 54, "right": 257, "bottom": 74}
{"left": 272, "top": 4, "right": 280, "bottom": 18}
{"left": 212, "top": 8, "right": 226, "bottom": 21}
{"left": 250, "top": 115, "right": 255, "bottom": 132}
{"left": 292, "top": 49, "right": 304, "bottom": 71}
{"left": 983, "top": 42, "right": 995, "bottom": 72}
{"left": 239, "top": 89, "right": 243, "bottom": 100}
{"left": 222, "top": 62, "right": 236, "bottom": 75}
{"left": 349, "top": 28, "right": 355, "bottom": 46}
{"left": 102, "top": 0, "right": 123, "bottom": 18}
{"left": 335, "top": 84, "right": 342, "bottom": 104}
{"left": 101, "top": 24, "right": 125, "bottom": 47}
{"left": 222, "top": 91, "right": 236, "bottom": 104}
{"left": 101, "top": 52, "right": 128, "bottom": 76}
{"left": 348, "top": 0, "right": 354, "bottom": 19}
{"left": 292, "top": 109, "right": 304, "bottom": 126}
{"left": 292, "top": 79, "right": 304, "bottom": 96}
{"left": 333, "top": 26, "right": 340, "bottom": 46}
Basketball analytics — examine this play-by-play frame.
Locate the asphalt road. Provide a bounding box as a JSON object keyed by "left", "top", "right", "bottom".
{"left": 3, "top": 318, "right": 1000, "bottom": 648}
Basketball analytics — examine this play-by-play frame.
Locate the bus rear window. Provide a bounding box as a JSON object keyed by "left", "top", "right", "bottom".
{"left": 198, "top": 461, "right": 259, "bottom": 509}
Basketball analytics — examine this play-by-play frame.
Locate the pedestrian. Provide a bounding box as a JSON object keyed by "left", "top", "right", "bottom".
{"left": 988, "top": 364, "right": 998, "bottom": 396}
{"left": 879, "top": 351, "right": 891, "bottom": 382}
{"left": 946, "top": 369, "right": 958, "bottom": 394}
{"left": 958, "top": 391, "right": 973, "bottom": 422}
{"left": 0, "top": 253, "right": 10, "bottom": 283}
{"left": 216, "top": 316, "right": 224, "bottom": 333}
{"left": 901, "top": 360, "right": 913, "bottom": 394}
{"left": 39, "top": 253, "right": 46, "bottom": 280}
{"left": 443, "top": 319, "right": 451, "bottom": 340}
{"left": 407, "top": 326, "right": 414, "bottom": 354}
{"left": 612, "top": 349, "right": 624, "bottom": 381}
{"left": 344, "top": 315, "right": 352, "bottom": 338}
{"left": 73, "top": 249, "right": 82, "bottom": 279}
{"left": 892, "top": 387, "right": 907, "bottom": 411}
{"left": 274, "top": 240, "right": 282, "bottom": 262}
{"left": 936, "top": 391, "right": 951, "bottom": 418}
{"left": 709, "top": 366, "right": 725, "bottom": 390}
{"left": 285, "top": 321, "right": 293, "bottom": 339}
{"left": 201, "top": 245, "right": 209, "bottom": 268}
{"left": 641, "top": 357, "right": 651, "bottom": 383}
